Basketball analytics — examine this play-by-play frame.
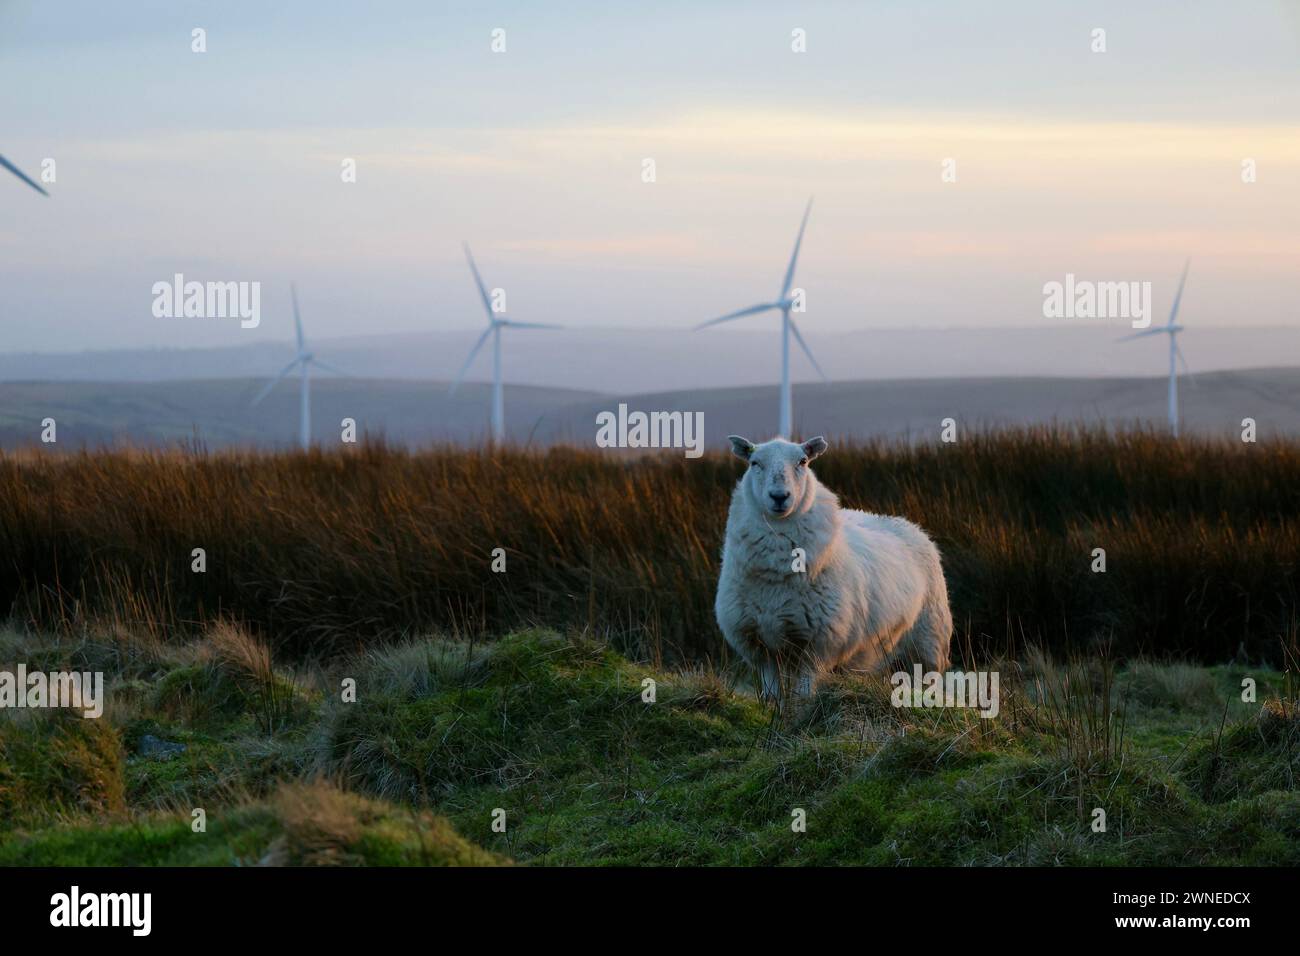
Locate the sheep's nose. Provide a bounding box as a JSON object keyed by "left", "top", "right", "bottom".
{"left": 770, "top": 491, "right": 790, "bottom": 507}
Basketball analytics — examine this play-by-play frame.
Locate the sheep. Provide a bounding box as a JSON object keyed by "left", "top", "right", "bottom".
{"left": 714, "top": 435, "right": 952, "bottom": 706}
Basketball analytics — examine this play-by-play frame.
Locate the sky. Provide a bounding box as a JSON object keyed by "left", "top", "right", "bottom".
{"left": 1, "top": 0, "right": 1298, "bottom": 354}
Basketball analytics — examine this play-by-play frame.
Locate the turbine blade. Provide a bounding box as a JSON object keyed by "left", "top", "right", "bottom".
{"left": 1116, "top": 328, "right": 1169, "bottom": 342}
{"left": 499, "top": 320, "right": 563, "bottom": 330}
{"left": 449, "top": 326, "right": 494, "bottom": 394}
{"left": 788, "top": 317, "right": 827, "bottom": 382}
{"left": 310, "top": 359, "right": 352, "bottom": 377}
{"left": 780, "top": 197, "right": 813, "bottom": 299}
{"left": 251, "top": 359, "right": 302, "bottom": 406}
{"left": 0, "top": 154, "right": 49, "bottom": 196}
{"left": 1175, "top": 341, "right": 1196, "bottom": 384}
{"left": 463, "top": 243, "right": 496, "bottom": 324}
{"left": 290, "top": 283, "right": 305, "bottom": 352}
{"left": 695, "top": 302, "right": 779, "bottom": 330}
{"left": 1167, "top": 259, "right": 1190, "bottom": 328}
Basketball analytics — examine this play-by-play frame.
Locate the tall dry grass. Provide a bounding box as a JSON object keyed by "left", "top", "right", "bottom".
{"left": 0, "top": 427, "right": 1295, "bottom": 663}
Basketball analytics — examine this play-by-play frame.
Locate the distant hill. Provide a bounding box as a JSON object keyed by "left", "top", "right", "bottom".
{"left": 2, "top": 368, "right": 1298, "bottom": 451}
{"left": 3, "top": 325, "right": 1300, "bottom": 395}
{"left": 0, "top": 379, "right": 598, "bottom": 450}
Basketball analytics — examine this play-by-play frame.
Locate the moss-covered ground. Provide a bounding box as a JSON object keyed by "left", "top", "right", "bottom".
{"left": 2, "top": 628, "right": 1297, "bottom": 866}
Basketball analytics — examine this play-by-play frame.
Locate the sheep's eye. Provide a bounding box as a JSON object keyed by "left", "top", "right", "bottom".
{"left": 799, "top": 458, "right": 808, "bottom": 467}
{"left": 750, "top": 460, "right": 761, "bottom": 469}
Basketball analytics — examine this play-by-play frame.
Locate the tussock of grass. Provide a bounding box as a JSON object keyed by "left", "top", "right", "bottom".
{"left": 1122, "top": 660, "right": 1219, "bottom": 711}
{"left": 0, "top": 711, "right": 126, "bottom": 822}
{"left": 356, "top": 637, "right": 493, "bottom": 700}
{"left": 319, "top": 630, "right": 765, "bottom": 804}
{"left": 1185, "top": 701, "right": 1300, "bottom": 803}
{"left": 258, "top": 781, "right": 507, "bottom": 867}
{"left": 146, "top": 624, "right": 314, "bottom": 734}
{"left": 149, "top": 664, "right": 249, "bottom": 725}
{"left": 0, "top": 780, "right": 506, "bottom": 867}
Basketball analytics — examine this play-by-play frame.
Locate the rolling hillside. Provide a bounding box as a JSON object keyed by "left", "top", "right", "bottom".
{"left": 1, "top": 367, "right": 1298, "bottom": 450}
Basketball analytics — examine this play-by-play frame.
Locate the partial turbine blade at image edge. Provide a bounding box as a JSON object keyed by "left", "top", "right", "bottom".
{"left": 0, "top": 154, "right": 49, "bottom": 196}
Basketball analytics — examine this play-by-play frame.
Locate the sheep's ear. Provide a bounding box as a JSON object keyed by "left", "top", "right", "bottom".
{"left": 802, "top": 436, "right": 828, "bottom": 461}
{"left": 728, "top": 435, "right": 755, "bottom": 461}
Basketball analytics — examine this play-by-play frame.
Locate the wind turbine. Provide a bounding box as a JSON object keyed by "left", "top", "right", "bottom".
{"left": 1, "top": 154, "right": 48, "bottom": 196}
{"left": 251, "top": 284, "right": 349, "bottom": 449}
{"left": 450, "top": 243, "right": 562, "bottom": 445}
{"left": 694, "top": 198, "right": 825, "bottom": 437}
{"left": 1118, "top": 260, "right": 1192, "bottom": 437}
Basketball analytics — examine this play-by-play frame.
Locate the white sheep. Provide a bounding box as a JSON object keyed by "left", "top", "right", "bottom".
{"left": 714, "top": 435, "right": 952, "bottom": 705}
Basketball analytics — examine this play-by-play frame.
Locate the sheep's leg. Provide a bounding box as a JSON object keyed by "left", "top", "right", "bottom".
{"left": 757, "top": 651, "right": 782, "bottom": 706}
{"left": 786, "top": 642, "right": 822, "bottom": 700}
{"left": 733, "top": 623, "right": 781, "bottom": 706}
{"left": 898, "top": 592, "right": 953, "bottom": 674}
{"left": 791, "top": 659, "right": 820, "bottom": 699}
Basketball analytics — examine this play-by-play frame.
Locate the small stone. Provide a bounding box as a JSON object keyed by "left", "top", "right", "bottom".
{"left": 137, "top": 734, "right": 187, "bottom": 758}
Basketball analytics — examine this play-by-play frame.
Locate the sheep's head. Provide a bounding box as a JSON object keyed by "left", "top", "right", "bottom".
{"left": 728, "top": 435, "right": 828, "bottom": 519}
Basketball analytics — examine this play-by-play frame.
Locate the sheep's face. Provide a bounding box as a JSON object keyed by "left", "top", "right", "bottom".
{"left": 728, "top": 435, "right": 828, "bottom": 519}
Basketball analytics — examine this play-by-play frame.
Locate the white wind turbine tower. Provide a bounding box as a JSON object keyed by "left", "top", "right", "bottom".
{"left": 1118, "top": 260, "right": 1192, "bottom": 437}
{"left": 450, "top": 243, "right": 562, "bottom": 445}
{"left": 0, "top": 154, "right": 48, "bottom": 195}
{"left": 695, "top": 198, "right": 826, "bottom": 437}
{"left": 252, "top": 284, "right": 349, "bottom": 449}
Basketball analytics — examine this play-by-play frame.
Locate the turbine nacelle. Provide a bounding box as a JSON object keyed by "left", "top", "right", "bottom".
{"left": 452, "top": 245, "right": 563, "bottom": 442}
{"left": 1116, "top": 260, "right": 1192, "bottom": 438}
{"left": 251, "top": 285, "right": 352, "bottom": 449}
{"left": 693, "top": 198, "right": 823, "bottom": 437}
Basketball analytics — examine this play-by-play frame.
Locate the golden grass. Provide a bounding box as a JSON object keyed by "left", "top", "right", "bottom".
{"left": 0, "top": 427, "right": 1295, "bottom": 664}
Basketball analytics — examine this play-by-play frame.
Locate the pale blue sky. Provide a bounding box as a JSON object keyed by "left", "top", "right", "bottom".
{"left": 2, "top": 0, "right": 1297, "bottom": 352}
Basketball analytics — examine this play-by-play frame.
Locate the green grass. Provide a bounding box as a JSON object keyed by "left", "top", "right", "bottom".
{"left": 0, "top": 782, "right": 508, "bottom": 866}
{"left": 8, "top": 626, "right": 1296, "bottom": 866}
{"left": 329, "top": 632, "right": 1300, "bottom": 866}
{"left": 0, "top": 710, "right": 126, "bottom": 821}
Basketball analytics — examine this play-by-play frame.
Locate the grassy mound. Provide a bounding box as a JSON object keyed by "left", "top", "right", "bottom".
{"left": 0, "top": 711, "right": 126, "bottom": 821}
{"left": 1184, "top": 701, "right": 1300, "bottom": 803}
{"left": 317, "top": 631, "right": 1300, "bottom": 866}
{"left": 4, "top": 626, "right": 1298, "bottom": 866}
{"left": 320, "top": 630, "right": 766, "bottom": 804}
{"left": 0, "top": 781, "right": 506, "bottom": 866}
